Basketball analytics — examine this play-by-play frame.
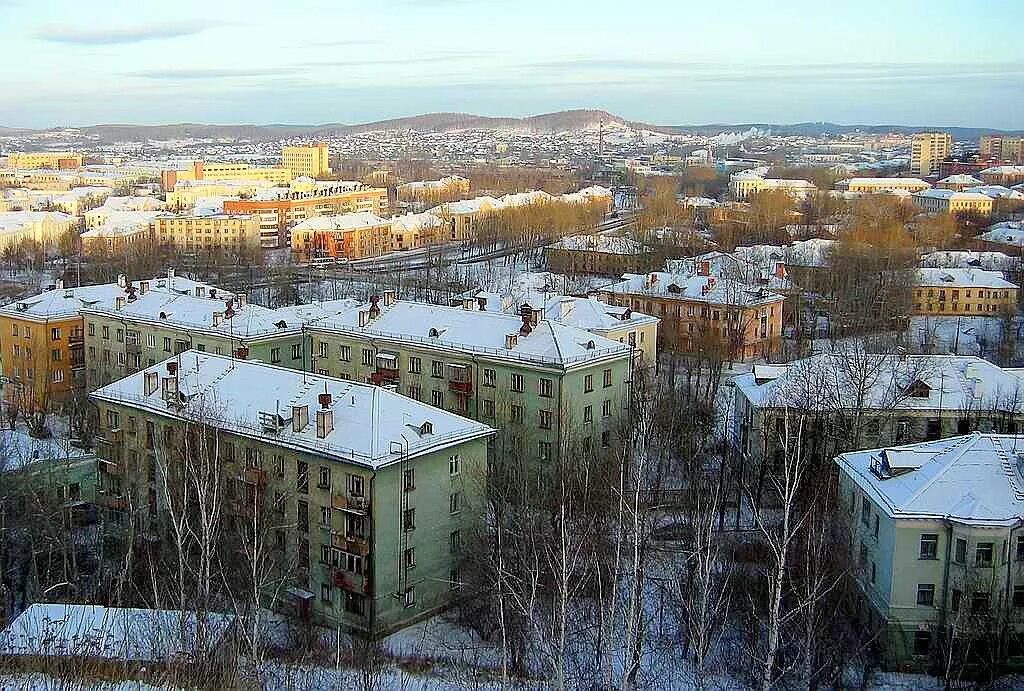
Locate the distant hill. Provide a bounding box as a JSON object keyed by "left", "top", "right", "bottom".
{"left": 1, "top": 111, "right": 1021, "bottom": 142}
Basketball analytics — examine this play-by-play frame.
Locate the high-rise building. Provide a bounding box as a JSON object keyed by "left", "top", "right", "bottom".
{"left": 910, "top": 132, "right": 952, "bottom": 176}
{"left": 282, "top": 143, "right": 332, "bottom": 179}
{"left": 979, "top": 135, "right": 1024, "bottom": 164}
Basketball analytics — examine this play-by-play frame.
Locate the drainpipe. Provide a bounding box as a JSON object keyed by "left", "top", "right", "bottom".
{"left": 937, "top": 517, "right": 953, "bottom": 657}
{"left": 1002, "top": 518, "right": 1024, "bottom": 661}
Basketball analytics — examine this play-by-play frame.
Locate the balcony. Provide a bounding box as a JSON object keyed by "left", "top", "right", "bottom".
{"left": 333, "top": 570, "right": 371, "bottom": 594}
{"left": 369, "top": 367, "right": 399, "bottom": 386}
{"left": 340, "top": 495, "right": 370, "bottom": 515}
{"left": 448, "top": 364, "right": 472, "bottom": 395}
{"left": 243, "top": 466, "right": 267, "bottom": 487}
{"left": 99, "top": 458, "right": 123, "bottom": 476}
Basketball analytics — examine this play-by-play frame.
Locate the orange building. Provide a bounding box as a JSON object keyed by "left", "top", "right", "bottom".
{"left": 597, "top": 271, "right": 785, "bottom": 361}
{"left": 290, "top": 212, "right": 392, "bottom": 260}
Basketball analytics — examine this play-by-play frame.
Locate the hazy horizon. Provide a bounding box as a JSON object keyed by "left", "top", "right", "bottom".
{"left": 1, "top": 0, "right": 1021, "bottom": 130}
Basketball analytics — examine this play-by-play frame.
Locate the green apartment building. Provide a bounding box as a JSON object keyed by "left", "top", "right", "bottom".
{"left": 304, "top": 291, "right": 637, "bottom": 463}
{"left": 837, "top": 434, "right": 1024, "bottom": 669}
{"left": 90, "top": 351, "right": 494, "bottom": 637}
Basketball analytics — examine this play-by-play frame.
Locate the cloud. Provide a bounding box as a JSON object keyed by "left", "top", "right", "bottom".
{"left": 129, "top": 67, "right": 302, "bottom": 80}
{"left": 301, "top": 52, "right": 488, "bottom": 68}
{"left": 305, "top": 39, "right": 384, "bottom": 48}
{"left": 36, "top": 21, "right": 206, "bottom": 45}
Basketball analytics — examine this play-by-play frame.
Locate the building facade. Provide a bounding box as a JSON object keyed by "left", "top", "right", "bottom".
{"left": 544, "top": 235, "right": 659, "bottom": 277}
{"left": 289, "top": 213, "right": 392, "bottom": 261}
{"left": 7, "top": 152, "right": 83, "bottom": 170}
{"left": 160, "top": 161, "right": 292, "bottom": 191}
{"left": 911, "top": 133, "right": 952, "bottom": 177}
{"left": 980, "top": 136, "right": 1024, "bottom": 164}
{"left": 912, "top": 268, "right": 1018, "bottom": 315}
{"left": 912, "top": 189, "right": 994, "bottom": 215}
{"left": 90, "top": 351, "right": 494, "bottom": 637}
{"left": 282, "top": 144, "right": 332, "bottom": 179}
{"left": 153, "top": 214, "right": 261, "bottom": 255}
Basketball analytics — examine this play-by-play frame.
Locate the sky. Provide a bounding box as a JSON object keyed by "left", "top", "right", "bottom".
{"left": 0, "top": 0, "right": 1021, "bottom": 129}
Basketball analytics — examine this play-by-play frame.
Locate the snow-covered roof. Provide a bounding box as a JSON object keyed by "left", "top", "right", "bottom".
{"left": 981, "top": 165, "right": 1024, "bottom": 175}
{"left": 964, "top": 185, "right": 1024, "bottom": 200}
{"left": 432, "top": 196, "right": 502, "bottom": 215}
{"left": 390, "top": 212, "right": 443, "bottom": 233}
{"left": 291, "top": 212, "right": 389, "bottom": 233}
{"left": 938, "top": 174, "right": 983, "bottom": 185}
{"left": 0, "top": 603, "right": 234, "bottom": 663}
{"left": 81, "top": 210, "right": 166, "bottom": 238}
{"left": 0, "top": 273, "right": 233, "bottom": 321}
{"left": 0, "top": 210, "right": 73, "bottom": 233}
{"left": 915, "top": 267, "right": 1017, "bottom": 290}
{"left": 87, "top": 196, "right": 165, "bottom": 214}
{"left": 735, "top": 354, "right": 1024, "bottom": 414}
{"left": 600, "top": 272, "right": 785, "bottom": 307}
{"left": 839, "top": 177, "right": 929, "bottom": 188}
{"left": 977, "top": 221, "right": 1024, "bottom": 246}
{"left": 0, "top": 430, "right": 90, "bottom": 472}
{"left": 273, "top": 299, "right": 362, "bottom": 326}
{"left": 836, "top": 434, "right": 1024, "bottom": 526}
{"left": 913, "top": 189, "right": 992, "bottom": 202}
{"left": 398, "top": 175, "right": 468, "bottom": 192}
{"left": 920, "top": 250, "right": 1019, "bottom": 272}
{"left": 500, "top": 190, "right": 554, "bottom": 208}
{"left": 310, "top": 299, "right": 632, "bottom": 369}
{"left": 90, "top": 351, "right": 494, "bottom": 468}
{"left": 536, "top": 296, "right": 659, "bottom": 330}
{"left": 547, "top": 234, "right": 652, "bottom": 255}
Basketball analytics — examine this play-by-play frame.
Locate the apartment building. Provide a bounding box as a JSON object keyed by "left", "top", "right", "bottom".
{"left": 223, "top": 183, "right": 389, "bottom": 249}
{"left": 731, "top": 354, "right": 1024, "bottom": 469}
{"left": 979, "top": 136, "right": 1024, "bottom": 164}
{"left": 305, "top": 292, "right": 635, "bottom": 462}
{"left": 428, "top": 196, "right": 502, "bottom": 241}
{"left": 81, "top": 287, "right": 305, "bottom": 391}
{"left": 535, "top": 296, "right": 660, "bottom": 366}
{"left": 80, "top": 211, "right": 165, "bottom": 254}
{"left": 980, "top": 166, "right": 1024, "bottom": 187}
{"left": 728, "top": 170, "right": 817, "bottom": 201}
{"left": 544, "top": 235, "right": 660, "bottom": 277}
{"left": 912, "top": 189, "right": 994, "bottom": 215}
{"left": 153, "top": 214, "right": 261, "bottom": 254}
{"left": 160, "top": 161, "right": 292, "bottom": 191}
{"left": 7, "top": 152, "right": 83, "bottom": 170}
{"left": 0, "top": 271, "right": 229, "bottom": 410}
{"left": 390, "top": 212, "right": 443, "bottom": 251}
{"left": 282, "top": 143, "right": 332, "bottom": 179}
{"left": 84, "top": 197, "right": 166, "bottom": 228}
{"left": 90, "top": 351, "right": 494, "bottom": 637}
{"left": 165, "top": 180, "right": 273, "bottom": 210}
{"left": 0, "top": 211, "right": 75, "bottom": 251}
{"left": 912, "top": 268, "right": 1018, "bottom": 315}
{"left": 290, "top": 212, "right": 391, "bottom": 261}
{"left": 597, "top": 272, "right": 784, "bottom": 361}
{"left": 397, "top": 176, "right": 470, "bottom": 207}
{"left": 936, "top": 174, "right": 984, "bottom": 192}
{"left": 837, "top": 434, "right": 1024, "bottom": 666}
{"left": 836, "top": 178, "right": 931, "bottom": 194}
{"left": 911, "top": 133, "right": 952, "bottom": 177}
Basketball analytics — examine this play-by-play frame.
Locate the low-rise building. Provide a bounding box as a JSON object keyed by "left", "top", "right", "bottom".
{"left": 397, "top": 176, "right": 470, "bottom": 207}
{"left": 912, "top": 189, "right": 994, "bottom": 215}
{"left": 836, "top": 178, "right": 931, "bottom": 194}
{"left": 290, "top": 212, "right": 392, "bottom": 260}
{"left": 729, "top": 170, "right": 817, "bottom": 201}
{"left": 80, "top": 211, "right": 165, "bottom": 254}
{"left": 597, "top": 271, "right": 784, "bottom": 360}
{"left": 306, "top": 292, "right": 635, "bottom": 463}
{"left": 0, "top": 211, "right": 75, "bottom": 251}
{"left": 544, "top": 235, "right": 659, "bottom": 276}
{"left": 160, "top": 161, "right": 292, "bottom": 191}
{"left": 976, "top": 221, "right": 1024, "bottom": 255}
{"left": 84, "top": 196, "right": 166, "bottom": 228}
{"left": 532, "top": 295, "right": 660, "bottom": 366}
{"left": 153, "top": 214, "right": 261, "bottom": 255}
{"left": 980, "top": 166, "right": 1024, "bottom": 187}
{"left": 979, "top": 135, "right": 1024, "bottom": 164}
{"left": 7, "top": 151, "right": 83, "bottom": 170}
{"left": 836, "top": 433, "right": 1024, "bottom": 666}
{"left": 389, "top": 212, "right": 443, "bottom": 251}
{"left": 912, "top": 268, "right": 1017, "bottom": 315}
{"left": 936, "top": 174, "right": 984, "bottom": 192}
{"left": 428, "top": 196, "right": 502, "bottom": 242}
{"left": 91, "top": 351, "right": 495, "bottom": 636}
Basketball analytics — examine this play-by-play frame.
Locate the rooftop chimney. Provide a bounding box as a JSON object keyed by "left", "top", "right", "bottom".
{"left": 368, "top": 295, "right": 381, "bottom": 319}
{"left": 698, "top": 260, "right": 710, "bottom": 277}
{"left": 292, "top": 404, "right": 309, "bottom": 432}
{"left": 358, "top": 309, "right": 370, "bottom": 327}
{"left": 167, "top": 361, "right": 178, "bottom": 375}
{"left": 55, "top": 278, "right": 63, "bottom": 290}
{"left": 316, "top": 407, "right": 334, "bottom": 439}
{"left": 477, "top": 296, "right": 488, "bottom": 311}
{"left": 519, "top": 304, "right": 533, "bottom": 336}
{"left": 318, "top": 391, "right": 333, "bottom": 409}
{"left": 115, "top": 296, "right": 125, "bottom": 310}
{"left": 505, "top": 333, "right": 519, "bottom": 349}
{"left": 117, "top": 273, "right": 127, "bottom": 288}
{"left": 209, "top": 288, "right": 217, "bottom": 299}
{"left": 383, "top": 290, "right": 396, "bottom": 307}
{"left": 238, "top": 292, "right": 247, "bottom": 307}
{"left": 139, "top": 281, "right": 149, "bottom": 295}
{"left": 144, "top": 371, "right": 159, "bottom": 396}
{"left": 213, "top": 312, "right": 222, "bottom": 327}
{"left": 195, "top": 286, "right": 205, "bottom": 298}
{"left": 462, "top": 298, "right": 474, "bottom": 310}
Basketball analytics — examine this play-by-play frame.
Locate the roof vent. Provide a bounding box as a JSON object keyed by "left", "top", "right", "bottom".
{"left": 316, "top": 407, "right": 334, "bottom": 439}
{"left": 292, "top": 404, "right": 309, "bottom": 432}
{"left": 318, "top": 391, "right": 333, "bottom": 409}
{"left": 505, "top": 333, "right": 518, "bottom": 349}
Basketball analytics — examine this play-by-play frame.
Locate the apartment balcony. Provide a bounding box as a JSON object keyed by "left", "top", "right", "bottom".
{"left": 126, "top": 343, "right": 142, "bottom": 355}
{"left": 330, "top": 532, "right": 370, "bottom": 556}
{"left": 332, "top": 493, "right": 370, "bottom": 515}
{"left": 68, "top": 333, "right": 84, "bottom": 347}
{"left": 369, "top": 367, "right": 399, "bottom": 387}
{"left": 333, "top": 569, "right": 371, "bottom": 594}
{"left": 447, "top": 364, "right": 472, "bottom": 395}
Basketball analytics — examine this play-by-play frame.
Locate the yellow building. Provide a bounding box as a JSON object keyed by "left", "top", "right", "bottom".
{"left": 165, "top": 180, "right": 274, "bottom": 210}
{"left": 910, "top": 132, "right": 952, "bottom": 176}
{"left": 980, "top": 135, "right": 1024, "bottom": 164}
{"left": 7, "top": 151, "right": 83, "bottom": 170}
{"left": 428, "top": 196, "right": 502, "bottom": 241}
{"left": 282, "top": 143, "right": 332, "bottom": 179}
{"left": 161, "top": 161, "right": 292, "bottom": 190}
{"left": 836, "top": 177, "right": 931, "bottom": 193}
{"left": 912, "top": 189, "right": 993, "bottom": 215}
{"left": 0, "top": 211, "right": 76, "bottom": 251}
{"left": 397, "top": 176, "right": 470, "bottom": 205}
{"left": 154, "top": 214, "right": 261, "bottom": 254}
{"left": 912, "top": 268, "right": 1017, "bottom": 315}
{"left": 389, "top": 212, "right": 443, "bottom": 251}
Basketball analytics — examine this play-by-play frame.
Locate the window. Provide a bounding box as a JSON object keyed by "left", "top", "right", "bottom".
{"left": 951, "top": 589, "right": 962, "bottom": 611}
{"left": 318, "top": 341, "right": 328, "bottom": 358}
{"left": 11, "top": 323, "right": 17, "bottom": 337}
{"left": 431, "top": 390, "right": 444, "bottom": 407}
{"left": 976, "top": 542, "right": 994, "bottom": 567}
{"left": 539, "top": 441, "right": 552, "bottom": 461}
{"left": 584, "top": 405, "right": 593, "bottom": 424}
{"left": 147, "top": 333, "right": 156, "bottom": 347}
{"left": 872, "top": 514, "right": 879, "bottom": 539}
{"left": 919, "top": 533, "right": 938, "bottom": 560}
{"left": 52, "top": 370, "right": 64, "bottom": 384}
{"left": 602, "top": 399, "right": 612, "bottom": 418}
{"left": 296, "top": 500, "right": 308, "bottom": 532}
{"left": 539, "top": 378, "right": 553, "bottom": 397}
{"left": 584, "top": 374, "right": 593, "bottom": 393}
{"left": 1017, "top": 535, "right": 1024, "bottom": 562}
{"left": 483, "top": 368, "right": 495, "bottom": 387}
{"left": 955, "top": 538, "right": 967, "bottom": 564}
{"left": 320, "top": 505, "right": 331, "bottom": 527}
{"left": 912, "top": 631, "right": 931, "bottom": 657}
{"left": 431, "top": 360, "right": 444, "bottom": 377}
{"left": 601, "top": 430, "right": 611, "bottom": 448}
{"left": 348, "top": 474, "right": 364, "bottom": 497}
{"left": 603, "top": 368, "right": 613, "bottom": 389}
{"left": 450, "top": 455, "right": 460, "bottom": 476}
{"left": 449, "top": 492, "right": 460, "bottom": 513}
{"left": 291, "top": 343, "right": 302, "bottom": 360}
{"left": 163, "top": 337, "right": 171, "bottom": 353}
{"left": 482, "top": 399, "right": 495, "bottom": 418}
{"left": 274, "top": 454, "right": 285, "bottom": 476}
{"left": 404, "top": 547, "right": 416, "bottom": 568}
{"left": 318, "top": 466, "right": 330, "bottom": 489}
{"left": 321, "top": 584, "right": 331, "bottom": 603}
{"left": 450, "top": 530, "right": 461, "bottom": 553}
{"left": 409, "top": 356, "right": 421, "bottom": 374}
{"left": 403, "top": 587, "right": 415, "bottom": 608}
{"left": 917, "top": 584, "right": 935, "bottom": 606}
{"left": 861, "top": 498, "right": 870, "bottom": 527}
{"left": 403, "top": 468, "right": 415, "bottom": 491}
{"left": 1014, "top": 586, "right": 1024, "bottom": 608}
{"left": 271, "top": 348, "right": 281, "bottom": 364}
{"left": 51, "top": 327, "right": 61, "bottom": 341}
{"left": 403, "top": 508, "right": 416, "bottom": 531}
{"left": 510, "top": 404, "right": 524, "bottom": 423}
{"left": 407, "top": 384, "right": 421, "bottom": 400}
{"left": 345, "top": 592, "right": 366, "bottom": 615}
{"left": 539, "top": 410, "right": 552, "bottom": 429}
{"left": 296, "top": 461, "right": 309, "bottom": 494}
{"left": 510, "top": 373, "right": 524, "bottom": 392}
{"left": 102, "top": 325, "right": 110, "bottom": 340}
{"left": 971, "top": 592, "right": 990, "bottom": 613}
{"left": 339, "top": 345, "right": 351, "bottom": 362}
{"left": 362, "top": 349, "right": 373, "bottom": 366}
{"left": 116, "top": 328, "right": 123, "bottom": 343}
{"left": 106, "top": 409, "right": 119, "bottom": 429}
